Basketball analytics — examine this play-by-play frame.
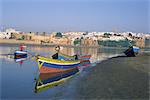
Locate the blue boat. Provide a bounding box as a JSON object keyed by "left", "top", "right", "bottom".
{"left": 14, "top": 50, "right": 27, "bottom": 59}
{"left": 124, "top": 46, "right": 140, "bottom": 57}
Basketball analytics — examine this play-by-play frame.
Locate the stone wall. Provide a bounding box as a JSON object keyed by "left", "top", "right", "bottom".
{"left": 81, "top": 38, "right": 98, "bottom": 46}
{"left": 31, "top": 35, "right": 50, "bottom": 42}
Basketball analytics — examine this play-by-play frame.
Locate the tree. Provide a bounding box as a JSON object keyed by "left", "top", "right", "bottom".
{"left": 128, "top": 33, "right": 132, "bottom": 37}
{"left": 104, "top": 32, "right": 110, "bottom": 38}
{"left": 55, "top": 32, "right": 62, "bottom": 38}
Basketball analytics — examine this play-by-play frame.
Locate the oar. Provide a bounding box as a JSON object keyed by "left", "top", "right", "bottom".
{"left": 0, "top": 53, "right": 14, "bottom": 59}
{"left": 0, "top": 53, "right": 14, "bottom": 56}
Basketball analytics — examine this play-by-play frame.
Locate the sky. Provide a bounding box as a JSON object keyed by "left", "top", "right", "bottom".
{"left": 1, "top": 0, "right": 149, "bottom": 33}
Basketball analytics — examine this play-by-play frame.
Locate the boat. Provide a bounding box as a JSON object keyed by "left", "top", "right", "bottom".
{"left": 53, "top": 46, "right": 91, "bottom": 61}
{"left": 34, "top": 68, "right": 79, "bottom": 93}
{"left": 78, "top": 54, "right": 91, "bottom": 61}
{"left": 58, "top": 53, "right": 91, "bottom": 61}
{"left": 124, "top": 46, "right": 140, "bottom": 57}
{"left": 36, "top": 55, "right": 80, "bottom": 74}
{"left": 58, "top": 53, "right": 77, "bottom": 60}
{"left": 14, "top": 50, "right": 27, "bottom": 59}
{"left": 79, "top": 60, "right": 91, "bottom": 67}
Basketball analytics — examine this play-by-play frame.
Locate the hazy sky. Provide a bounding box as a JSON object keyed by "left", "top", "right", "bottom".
{"left": 1, "top": 0, "right": 149, "bottom": 33}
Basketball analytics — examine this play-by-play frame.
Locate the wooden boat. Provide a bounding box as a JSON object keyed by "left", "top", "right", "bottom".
{"left": 34, "top": 68, "right": 79, "bottom": 93}
{"left": 78, "top": 55, "right": 91, "bottom": 61}
{"left": 14, "top": 50, "right": 27, "bottom": 59}
{"left": 58, "top": 53, "right": 91, "bottom": 61}
{"left": 36, "top": 55, "right": 80, "bottom": 74}
{"left": 58, "top": 53, "right": 77, "bottom": 60}
{"left": 124, "top": 46, "right": 140, "bottom": 57}
{"left": 79, "top": 60, "right": 91, "bottom": 66}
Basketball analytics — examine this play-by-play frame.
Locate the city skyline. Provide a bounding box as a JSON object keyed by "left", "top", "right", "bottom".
{"left": 1, "top": 0, "right": 149, "bottom": 33}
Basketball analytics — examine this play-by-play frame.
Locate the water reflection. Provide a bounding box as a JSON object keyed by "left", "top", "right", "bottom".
{"left": 14, "top": 57, "right": 28, "bottom": 66}
{"left": 78, "top": 60, "right": 91, "bottom": 71}
{"left": 34, "top": 68, "right": 79, "bottom": 93}
{"left": 0, "top": 52, "right": 28, "bottom": 66}
{"left": 34, "top": 60, "right": 92, "bottom": 93}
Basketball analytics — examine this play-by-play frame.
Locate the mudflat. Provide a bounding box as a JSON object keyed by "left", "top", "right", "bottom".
{"left": 72, "top": 52, "right": 149, "bottom": 100}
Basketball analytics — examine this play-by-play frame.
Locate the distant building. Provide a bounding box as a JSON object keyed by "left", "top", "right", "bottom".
{"left": 0, "top": 28, "right": 149, "bottom": 47}
{"left": 0, "top": 28, "right": 20, "bottom": 39}
{"left": 0, "top": 31, "right": 11, "bottom": 39}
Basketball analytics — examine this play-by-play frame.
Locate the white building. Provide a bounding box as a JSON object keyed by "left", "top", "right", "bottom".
{"left": 101, "top": 36, "right": 126, "bottom": 41}
{"left": 0, "top": 28, "right": 20, "bottom": 39}
{"left": 0, "top": 31, "right": 11, "bottom": 39}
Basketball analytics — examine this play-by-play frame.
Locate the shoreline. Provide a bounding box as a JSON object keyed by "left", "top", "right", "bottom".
{"left": 1, "top": 39, "right": 148, "bottom": 49}
{"left": 0, "top": 39, "right": 99, "bottom": 48}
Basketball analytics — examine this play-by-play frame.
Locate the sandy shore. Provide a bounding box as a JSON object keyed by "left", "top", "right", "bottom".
{"left": 0, "top": 39, "right": 40, "bottom": 44}
{"left": 62, "top": 52, "right": 149, "bottom": 100}
{"left": 0, "top": 39, "right": 41, "bottom": 46}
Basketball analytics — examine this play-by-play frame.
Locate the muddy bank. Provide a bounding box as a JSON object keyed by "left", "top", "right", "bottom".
{"left": 64, "top": 53, "right": 149, "bottom": 100}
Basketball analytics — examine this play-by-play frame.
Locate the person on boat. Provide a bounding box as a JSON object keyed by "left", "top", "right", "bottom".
{"left": 74, "top": 54, "right": 78, "bottom": 60}
{"left": 52, "top": 45, "right": 60, "bottom": 59}
{"left": 19, "top": 44, "right": 26, "bottom": 51}
{"left": 19, "top": 44, "right": 24, "bottom": 51}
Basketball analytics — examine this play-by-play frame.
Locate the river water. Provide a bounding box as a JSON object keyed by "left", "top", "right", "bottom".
{"left": 0, "top": 45, "right": 126, "bottom": 99}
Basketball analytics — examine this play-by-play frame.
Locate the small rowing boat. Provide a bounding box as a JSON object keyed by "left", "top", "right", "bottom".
{"left": 53, "top": 46, "right": 91, "bottom": 61}
{"left": 78, "top": 54, "right": 91, "bottom": 61}
{"left": 36, "top": 55, "right": 80, "bottom": 74}
{"left": 124, "top": 46, "right": 140, "bottom": 57}
{"left": 14, "top": 50, "right": 27, "bottom": 59}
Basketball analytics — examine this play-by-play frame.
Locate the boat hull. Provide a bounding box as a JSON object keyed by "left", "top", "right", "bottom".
{"left": 39, "top": 67, "right": 79, "bottom": 81}
{"left": 36, "top": 56, "right": 80, "bottom": 74}
{"left": 14, "top": 50, "right": 27, "bottom": 59}
{"left": 124, "top": 46, "right": 140, "bottom": 57}
{"left": 40, "top": 66, "right": 78, "bottom": 73}
{"left": 78, "top": 55, "right": 91, "bottom": 61}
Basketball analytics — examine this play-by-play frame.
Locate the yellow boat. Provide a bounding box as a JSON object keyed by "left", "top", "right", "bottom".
{"left": 36, "top": 55, "right": 80, "bottom": 73}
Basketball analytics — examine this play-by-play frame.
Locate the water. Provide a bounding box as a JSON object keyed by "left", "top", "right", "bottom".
{"left": 0, "top": 45, "right": 126, "bottom": 99}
